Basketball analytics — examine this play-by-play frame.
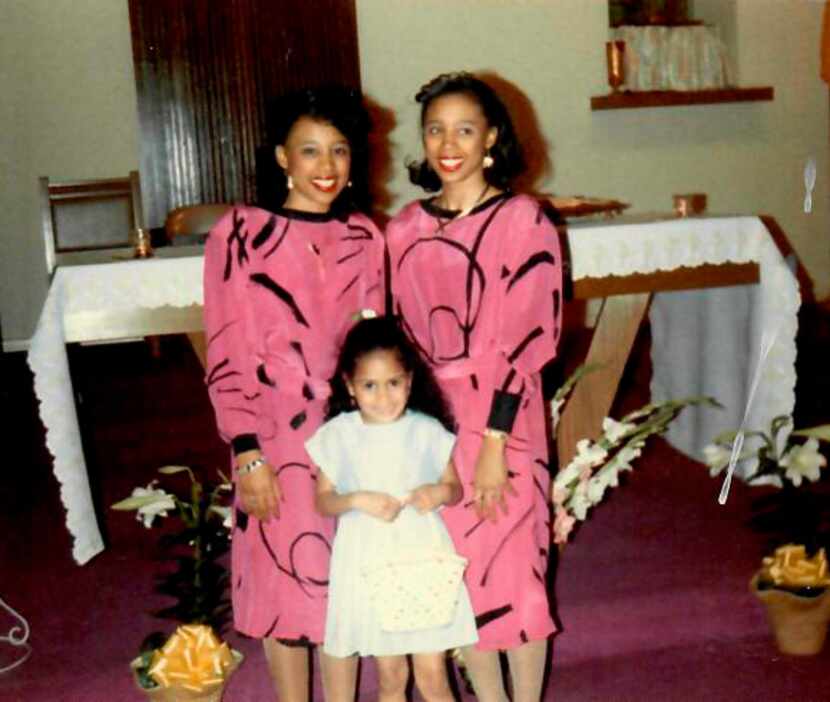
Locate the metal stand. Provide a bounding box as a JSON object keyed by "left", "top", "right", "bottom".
{"left": 0, "top": 596, "right": 31, "bottom": 674}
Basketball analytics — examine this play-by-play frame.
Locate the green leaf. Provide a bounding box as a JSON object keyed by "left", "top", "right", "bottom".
{"left": 158, "top": 465, "right": 195, "bottom": 481}
{"left": 552, "top": 362, "right": 604, "bottom": 404}
{"left": 792, "top": 425, "right": 830, "bottom": 442}
{"left": 111, "top": 494, "right": 167, "bottom": 510}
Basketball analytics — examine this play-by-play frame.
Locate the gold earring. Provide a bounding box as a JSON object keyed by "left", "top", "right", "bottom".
{"left": 286, "top": 174, "right": 294, "bottom": 190}
{"left": 483, "top": 152, "right": 494, "bottom": 169}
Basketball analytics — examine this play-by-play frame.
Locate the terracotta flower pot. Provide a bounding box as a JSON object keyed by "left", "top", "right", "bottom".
{"left": 750, "top": 573, "right": 830, "bottom": 655}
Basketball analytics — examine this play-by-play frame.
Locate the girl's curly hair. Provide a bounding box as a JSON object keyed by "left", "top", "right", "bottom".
{"left": 326, "top": 316, "right": 456, "bottom": 433}
{"left": 407, "top": 71, "right": 525, "bottom": 193}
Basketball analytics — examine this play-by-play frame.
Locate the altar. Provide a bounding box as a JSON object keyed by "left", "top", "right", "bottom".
{"left": 27, "top": 215, "right": 799, "bottom": 565}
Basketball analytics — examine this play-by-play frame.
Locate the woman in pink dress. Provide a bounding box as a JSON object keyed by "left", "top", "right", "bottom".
{"left": 203, "top": 86, "right": 385, "bottom": 700}
{"left": 386, "top": 73, "right": 563, "bottom": 702}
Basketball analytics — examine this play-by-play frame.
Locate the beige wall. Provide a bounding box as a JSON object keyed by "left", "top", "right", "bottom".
{"left": 2, "top": 0, "right": 828, "bottom": 346}
{"left": 358, "top": 0, "right": 830, "bottom": 295}
{"left": 0, "top": 0, "right": 139, "bottom": 348}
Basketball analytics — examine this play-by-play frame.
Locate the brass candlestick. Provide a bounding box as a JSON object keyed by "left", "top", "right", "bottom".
{"left": 606, "top": 40, "right": 626, "bottom": 93}
{"left": 673, "top": 193, "right": 707, "bottom": 217}
{"left": 131, "top": 227, "right": 153, "bottom": 258}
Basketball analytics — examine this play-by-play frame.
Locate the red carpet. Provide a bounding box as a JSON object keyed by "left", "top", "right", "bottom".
{"left": 2, "top": 330, "right": 829, "bottom": 700}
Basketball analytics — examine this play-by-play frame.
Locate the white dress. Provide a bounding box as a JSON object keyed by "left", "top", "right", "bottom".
{"left": 305, "top": 410, "right": 479, "bottom": 657}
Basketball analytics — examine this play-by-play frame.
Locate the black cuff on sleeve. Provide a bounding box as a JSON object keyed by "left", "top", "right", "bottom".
{"left": 231, "top": 433, "right": 260, "bottom": 455}
{"left": 487, "top": 390, "right": 521, "bottom": 433}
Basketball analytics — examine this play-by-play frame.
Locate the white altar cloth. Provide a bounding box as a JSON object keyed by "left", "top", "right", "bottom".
{"left": 568, "top": 214, "right": 799, "bottom": 472}
{"left": 27, "top": 247, "right": 204, "bottom": 565}
{"left": 27, "top": 217, "right": 799, "bottom": 564}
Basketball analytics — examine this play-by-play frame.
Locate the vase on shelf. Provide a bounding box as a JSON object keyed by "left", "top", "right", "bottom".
{"left": 606, "top": 41, "right": 626, "bottom": 93}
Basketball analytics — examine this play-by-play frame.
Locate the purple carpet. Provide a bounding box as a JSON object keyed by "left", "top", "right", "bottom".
{"left": 2, "top": 327, "right": 829, "bottom": 701}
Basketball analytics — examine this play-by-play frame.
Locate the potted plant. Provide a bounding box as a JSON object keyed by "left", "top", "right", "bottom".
{"left": 704, "top": 418, "right": 830, "bottom": 655}
{"left": 112, "top": 466, "right": 242, "bottom": 699}
{"left": 550, "top": 364, "right": 719, "bottom": 543}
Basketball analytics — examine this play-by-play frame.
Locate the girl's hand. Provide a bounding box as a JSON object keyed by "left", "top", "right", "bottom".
{"left": 354, "top": 491, "right": 405, "bottom": 522}
{"left": 407, "top": 484, "right": 450, "bottom": 514}
{"left": 472, "top": 435, "right": 517, "bottom": 522}
{"left": 236, "top": 452, "right": 282, "bottom": 522}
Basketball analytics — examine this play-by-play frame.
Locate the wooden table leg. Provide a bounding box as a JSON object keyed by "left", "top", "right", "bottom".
{"left": 186, "top": 332, "right": 207, "bottom": 370}
{"left": 556, "top": 293, "right": 652, "bottom": 469}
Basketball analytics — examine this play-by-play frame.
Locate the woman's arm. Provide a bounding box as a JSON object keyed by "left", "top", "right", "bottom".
{"left": 204, "top": 208, "right": 283, "bottom": 522}
{"left": 473, "top": 198, "right": 563, "bottom": 521}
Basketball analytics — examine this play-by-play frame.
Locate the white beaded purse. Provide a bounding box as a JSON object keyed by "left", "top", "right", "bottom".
{"left": 360, "top": 516, "right": 468, "bottom": 632}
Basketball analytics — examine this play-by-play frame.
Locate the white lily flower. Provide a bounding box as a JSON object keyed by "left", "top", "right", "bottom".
{"left": 209, "top": 505, "right": 233, "bottom": 531}
{"left": 569, "top": 491, "right": 591, "bottom": 520}
{"left": 586, "top": 476, "right": 608, "bottom": 504}
{"left": 551, "top": 483, "right": 569, "bottom": 507}
{"left": 703, "top": 444, "right": 732, "bottom": 477}
{"left": 602, "top": 417, "right": 636, "bottom": 444}
{"left": 615, "top": 445, "right": 642, "bottom": 471}
{"left": 747, "top": 473, "right": 783, "bottom": 488}
{"left": 573, "top": 439, "right": 608, "bottom": 470}
{"left": 778, "top": 438, "right": 827, "bottom": 487}
{"left": 551, "top": 397, "right": 565, "bottom": 430}
{"left": 130, "top": 482, "right": 176, "bottom": 528}
{"left": 553, "top": 508, "right": 576, "bottom": 544}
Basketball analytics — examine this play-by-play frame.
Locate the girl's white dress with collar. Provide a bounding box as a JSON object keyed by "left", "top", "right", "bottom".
{"left": 306, "top": 410, "right": 478, "bottom": 657}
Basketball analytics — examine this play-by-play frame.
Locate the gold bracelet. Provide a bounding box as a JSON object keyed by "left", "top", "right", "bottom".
{"left": 483, "top": 427, "right": 508, "bottom": 441}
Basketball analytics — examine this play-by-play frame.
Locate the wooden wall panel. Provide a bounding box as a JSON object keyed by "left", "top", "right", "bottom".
{"left": 128, "top": 0, "right": 361, "bottom": 228}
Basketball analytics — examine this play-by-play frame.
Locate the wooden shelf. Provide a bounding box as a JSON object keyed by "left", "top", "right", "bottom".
{"left": 591, "top": 86, "right": 774, "bottom": 111}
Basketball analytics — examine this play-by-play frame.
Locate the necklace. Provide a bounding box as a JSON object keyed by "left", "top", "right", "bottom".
{"left": 433, "top": 183, "right": 490, "bottom": 234}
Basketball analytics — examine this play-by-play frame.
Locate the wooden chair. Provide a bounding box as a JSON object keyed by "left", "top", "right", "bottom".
{"left": 164, "top": 203, "right": 232, "bottom": 246}
{"left": 39, "top": 171, "right": 144, "bottom": 275}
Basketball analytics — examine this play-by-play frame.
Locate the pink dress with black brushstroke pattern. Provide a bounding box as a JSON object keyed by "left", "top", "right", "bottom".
{"left": 203, "top": 205, "right": 384, "bottom": 642}
{"left": 386, "top": 193, "right": 562, "bottom": 651}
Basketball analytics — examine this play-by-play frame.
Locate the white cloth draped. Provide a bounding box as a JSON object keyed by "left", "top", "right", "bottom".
{"left": 614, "top": 25, "right": 733, "bottom": 92}
{"left": 569, "top": 215, "right": 799, "bottom": 476}
{"left": 27, "top": 251, "right": 203, "bottom": 565}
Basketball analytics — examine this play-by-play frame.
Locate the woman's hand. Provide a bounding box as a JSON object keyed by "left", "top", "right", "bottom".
{"left": 472, "top": 435, "right": 517, "bottom": 522}
{"left": 236, "top": 451, "right": 282, "bottom": 521}
{"left": 353, "top": 491, "right": 405, "bottom": 522}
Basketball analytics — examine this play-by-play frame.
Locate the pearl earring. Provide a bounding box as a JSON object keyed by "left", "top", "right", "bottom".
{"left": 286, "top": 174, "right": 294, "bottom": 190}
{"left": 483, "top": 152, "right": 494, "bottom": 169}
{"left": 347, "top": 180, "right": 353, "bottom": 188}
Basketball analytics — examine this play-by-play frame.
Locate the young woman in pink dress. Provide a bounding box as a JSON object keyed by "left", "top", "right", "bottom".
{"left": 203, "top": 87, "right": 385, "bottom": 701}
{"left": 386, "top": 73, "right": 563, "bottom": 702}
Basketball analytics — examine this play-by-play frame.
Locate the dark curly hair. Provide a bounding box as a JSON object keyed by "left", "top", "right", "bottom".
{"left": 407, "top": 72, "right": 525, "bottom": 193}
{"left": 326, "top": 316, "right": 456, "bottom": 433}
{"left": 257, "top": 85, "right": 372, "bottom": 218}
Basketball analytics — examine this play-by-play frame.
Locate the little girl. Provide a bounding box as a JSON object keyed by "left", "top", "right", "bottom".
{"left": 305, "top": 316, "right": 478, "bottom": 701}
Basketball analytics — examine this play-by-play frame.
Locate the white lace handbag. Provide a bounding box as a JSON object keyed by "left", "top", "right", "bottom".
{"left": 361, "top": 516, "right": 468, "bottom": 632}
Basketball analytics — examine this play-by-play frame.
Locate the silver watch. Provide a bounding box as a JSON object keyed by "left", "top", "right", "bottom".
{"left": 238, "top": 457, "right": 267, "bottom": 475}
